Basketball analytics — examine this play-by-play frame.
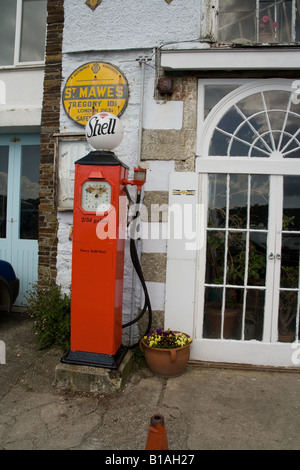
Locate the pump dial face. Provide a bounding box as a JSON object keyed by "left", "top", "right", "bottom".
{"left": 81, "top": 180, "right": 111, "bottom": 213}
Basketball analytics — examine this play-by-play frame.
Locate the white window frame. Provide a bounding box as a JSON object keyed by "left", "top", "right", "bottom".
{"left": 200, "top": 0, "right": 218, "bottom": 42}
{"left": 196, "top": 78, "right": 300, "bottom": 168}
{"left": 203, "top": 0, "right": 300, "bottom": 45}
{"left": 1, "top": 0, "right": 47, "bottom": 69}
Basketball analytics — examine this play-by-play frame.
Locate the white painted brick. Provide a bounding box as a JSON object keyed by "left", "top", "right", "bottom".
{"left": 142, "top": 281, "right": 166, "bottom": 311}
{"left": 144, "top": 160, "right": 175, "bottom": 191}
{"left": 63, "top": 0, "right": 202, "bottom": 53}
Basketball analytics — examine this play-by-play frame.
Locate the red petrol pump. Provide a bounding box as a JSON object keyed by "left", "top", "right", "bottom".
{"left": 62, "top": 113, "right": 151, "bottom": 369}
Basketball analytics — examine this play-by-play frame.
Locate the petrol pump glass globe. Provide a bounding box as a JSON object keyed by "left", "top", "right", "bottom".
{"left": 85, "top": 112, "right": 124, "bottom": 151}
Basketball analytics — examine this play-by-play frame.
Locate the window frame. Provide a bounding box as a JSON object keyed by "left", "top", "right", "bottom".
{"left": 0, "top": 0, "right": 47, "bottom": 69}
{"left": 203, "top": 0, "right": 300, "bottom": 46}
{"left": 196, "top": 78, "right": 300, "bottom": 176}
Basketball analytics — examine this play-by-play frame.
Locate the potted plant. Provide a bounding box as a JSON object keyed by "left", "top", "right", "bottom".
{"left": 259, "top": 15, "right": 277, "bottom": 43}
{"left": 139, "top": 329, "right": 192, "bottom": 378}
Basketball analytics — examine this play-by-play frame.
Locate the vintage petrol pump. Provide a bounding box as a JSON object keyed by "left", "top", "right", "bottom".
{"left": 62, "top": 113, "right": 149, "bottom": 369}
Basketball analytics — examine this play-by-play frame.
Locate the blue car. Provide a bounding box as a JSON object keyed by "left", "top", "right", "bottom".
{"left": 0, "top": 261, "right": 20, "bottom": 312}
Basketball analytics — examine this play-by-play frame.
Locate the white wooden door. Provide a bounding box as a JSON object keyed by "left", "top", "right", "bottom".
{"left": 0, "top": 134, "right": 40, "bottom": 305}
{"left": 192, "top": 80, "right": 300, "bottom": 367}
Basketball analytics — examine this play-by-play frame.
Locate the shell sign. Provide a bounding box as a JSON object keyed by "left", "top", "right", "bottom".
{"left": 62, "top": 62, "right": 129, "bottom": 127}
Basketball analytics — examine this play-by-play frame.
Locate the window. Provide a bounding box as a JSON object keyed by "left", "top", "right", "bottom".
{"left": 0, "top": 0, "right": 47, "bottom": 66}
{"left": 217, "top": 0, "right": 300, "bottom": 44}
{"left": 209, "top": 89, "right": 300, "bottom": 158}
{"left": 196, "top": 79, "right": 300, "bottom": 162}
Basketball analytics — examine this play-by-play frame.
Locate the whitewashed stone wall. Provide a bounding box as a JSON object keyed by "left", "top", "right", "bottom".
{"left": 57, "top": 0, "right": 202, "bottom": 341}
{"left": 57, "top": 50, "right": 179, "bottom": 339}
{"left": 63, "top": 0, "right": 202, "bottom": 53}
{"left": 0, "top": 69, "right": 44, "bottom": 127}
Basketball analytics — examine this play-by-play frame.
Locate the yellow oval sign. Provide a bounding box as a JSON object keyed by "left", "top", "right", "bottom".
{"left": 62, "top": 62, "right": 129, "bottom": 127}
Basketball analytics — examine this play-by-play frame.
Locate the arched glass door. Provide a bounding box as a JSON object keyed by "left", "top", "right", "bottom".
{"left": 195, "top": 80, "right": 300, "bottom": 367}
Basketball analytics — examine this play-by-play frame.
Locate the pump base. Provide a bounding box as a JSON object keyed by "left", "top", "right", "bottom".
{"left": 61, "top": 345, "right": 127, "bottom": 370}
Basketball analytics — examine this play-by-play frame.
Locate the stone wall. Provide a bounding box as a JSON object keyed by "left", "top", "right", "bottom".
{"left": 45, "top": 1, "right": 199, "bottom": 336}
{"left": 140, "top": 76, "right": 198, "bottom": 321}
{"left": 39, "top": 0, "right": 64, "bottom": 285}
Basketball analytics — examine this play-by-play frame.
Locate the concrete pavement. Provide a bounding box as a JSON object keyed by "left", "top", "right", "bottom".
{"left": 0, "top": 309, "right": 300, "bottom": 450}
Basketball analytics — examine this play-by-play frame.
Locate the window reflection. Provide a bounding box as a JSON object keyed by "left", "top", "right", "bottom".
{"left": 229, "top": 174, "right": 248, "bottom": 229}
{"left": 217, "top": 0, "right": 299, "bottom": 44}
{"left": 0, "top": 0, "right": 17, "bottom": 65}
{"left": 208, "top": 174, "right": 227, "bottom": 228}
{"left": 278, "top": 290, "right": 298, "bottom": 342}
{"left": 204, "top": 85, "right": 239, "bottom": 118}
{"left": 0, "top": 147, "right": 9, "bottom": 238}
{"left": 20, "top": 145, "right": 40, "bottom": 240}
{"left": 283, "top": 176, "right": 300, "bottom": 231}
{"left": 208, "top": 90, "right": 300, "bottom": 158}
{"left": 20, "top": 0, "right": 47, "bottom": 62}
{"left": 278, "top": 176, "right": 300, "bottom": 342}
{"left": 0, "top": 0, "right": 47, "bottom": 65}
{"left": 218, "top": 0, "right": 256, "bottom": 44}
{"left": 241, "top": 289, "right": 265, "bottom": 341}
{"left": 250, "top": 175, "right": 269, "bottom": 229}
{"left": 204, "top": 173, "right": 269, "bottom": 342}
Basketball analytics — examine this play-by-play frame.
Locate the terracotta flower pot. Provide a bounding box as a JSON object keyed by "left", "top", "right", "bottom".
{"left": 260, "top": 32, "right": 274, "bottom": 43}
{"left": 140, "top": 333, "right": 192, "bottom": 378}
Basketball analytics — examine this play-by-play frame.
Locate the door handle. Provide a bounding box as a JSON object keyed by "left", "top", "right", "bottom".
{"left": 268, "top": 252, "right": 281, "bottom": 260}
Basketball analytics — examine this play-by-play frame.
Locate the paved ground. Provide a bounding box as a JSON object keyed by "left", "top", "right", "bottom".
{"left": 0, "top": 309, "right": 300, "bottom": 451}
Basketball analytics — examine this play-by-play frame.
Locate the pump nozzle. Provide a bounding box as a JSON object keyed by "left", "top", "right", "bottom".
{"left": 123, "top": 167, "right": 146, "bottom": 192}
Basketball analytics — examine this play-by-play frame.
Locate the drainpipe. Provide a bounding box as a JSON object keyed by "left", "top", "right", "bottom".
{"left": 137, "top": 57, "right": 146, "bottom": 166}
{"left": 129, "top": 57, "right": 147, "bottom": 345}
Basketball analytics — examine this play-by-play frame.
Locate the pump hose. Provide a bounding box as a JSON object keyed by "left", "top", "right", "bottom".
{"left": 122, "top": 192, "right": 152, "bottom": 349}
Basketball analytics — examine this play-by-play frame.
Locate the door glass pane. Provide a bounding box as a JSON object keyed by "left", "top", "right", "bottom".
{"left": 229, "top": 175, "right": 248, "bottom": 229}
{"left": 0, "top": 147, "right": 9, "bottom": 238}
{"left": 250, "top": 175, "right": 269, "bottom": 229}
{"left": 208, "top": 174, "right": 227, "bottom": 228}
{"left": 19, "top": 0, "right": 47, "bottom": 62}
{"left": 283, "top": 176, "right": 300, "bottom": 231}
{"left": 0, "top": 0, "right": 17, "bottom": 65}
{"left": 297, "top": 2, "right": 300, "bottom": 41}
{"left": 204, "top": 174, "right": 269, "bottom": 341}
{"left": 278, "top": 176, "right": 300, "bottom": 342}
{"left": 20, "top": 145, "right": 40, "bottom": 240}
{"left": 278, "top": 290, "right": 298, "bottom": 342}
{"left": 205, "top": 231, "right": 225, "bottom": 284}
{"left": 241, "top": 289, "right": 265, "bottom": 341}
{"left": 227, "top": 232, "right": 246, "bottom": 285}
{"left": 203, "top": 286, "right": 223, "bottom": 339}
{"left": 249, "top": 232, "right": 267, "bottom": 286}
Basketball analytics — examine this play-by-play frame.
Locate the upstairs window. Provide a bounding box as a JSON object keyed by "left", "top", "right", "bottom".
{"left": 217, "top": 0, "right": 300, "bottom": 44}
{"left": 0, "top": 0, "right": 47, "bottom": 66}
